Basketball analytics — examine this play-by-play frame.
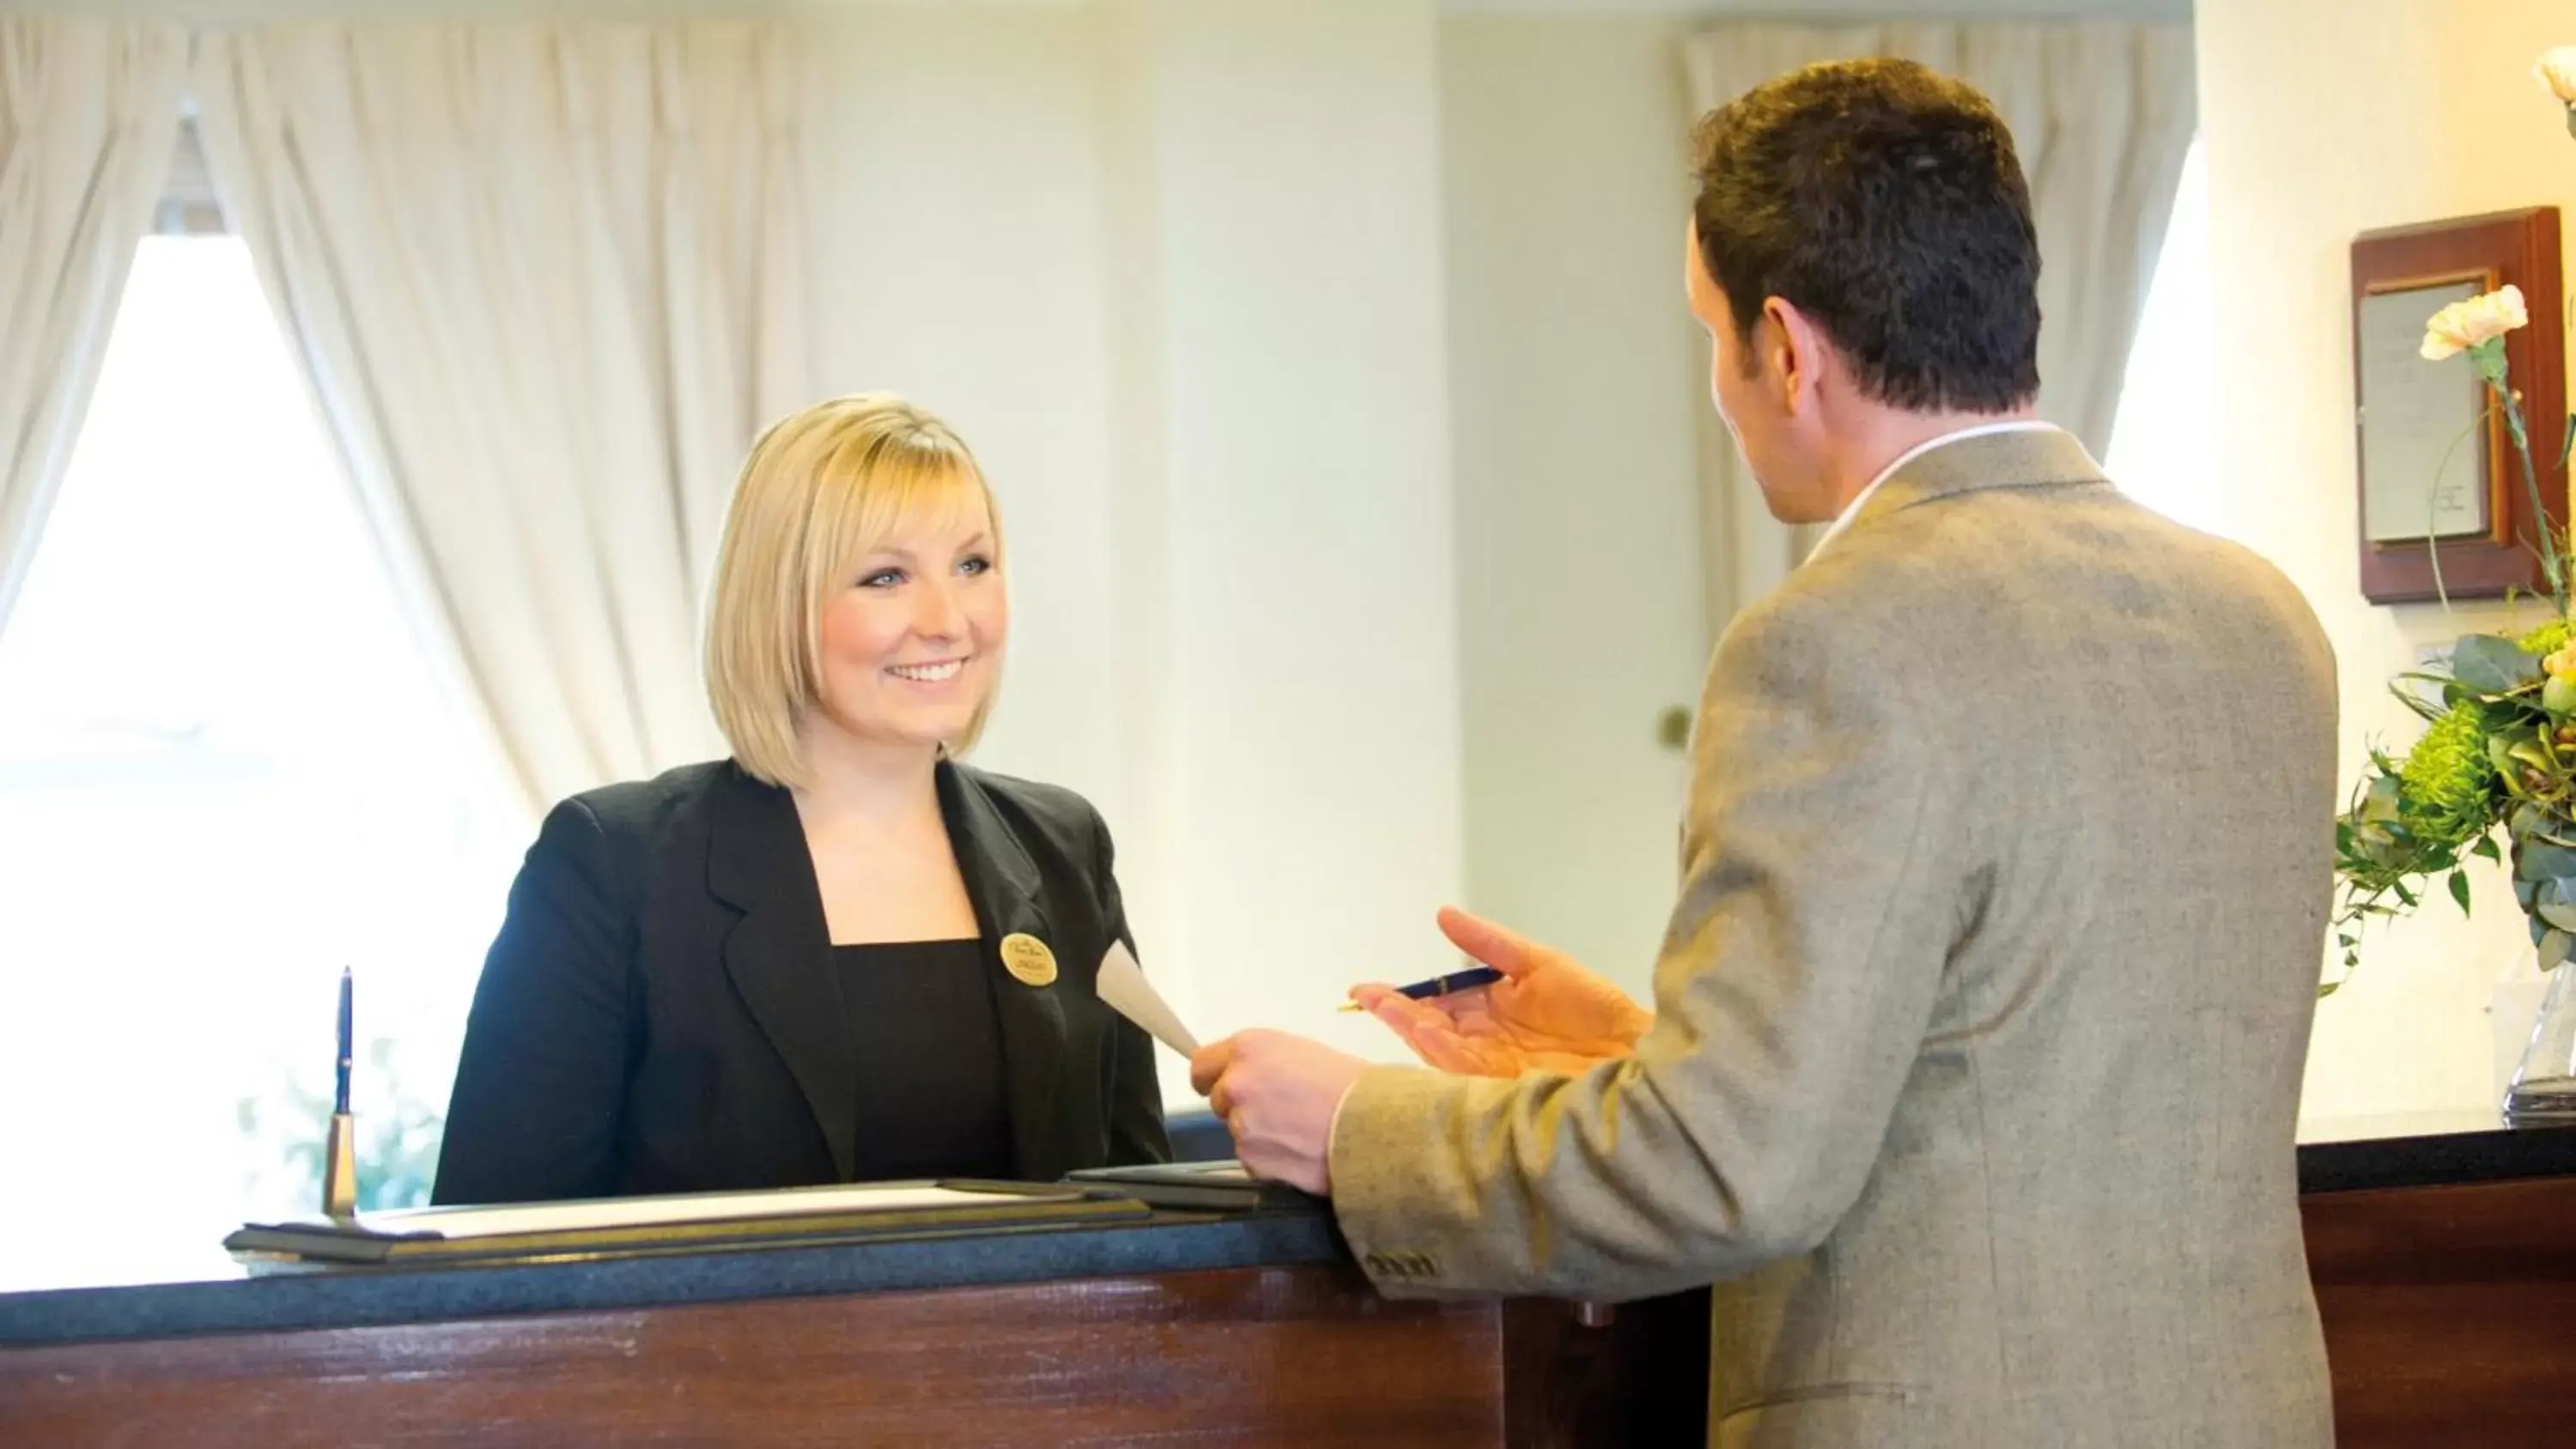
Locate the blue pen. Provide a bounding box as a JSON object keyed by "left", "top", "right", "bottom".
{"left": 1341, "top": 965, "right": 1505, "bottom": 1010}
{"left": 324, "top": 968, "right": 358, "bottom": 1216}
{"left": 334, "top": 967, "right": 353, "bottom": 1116}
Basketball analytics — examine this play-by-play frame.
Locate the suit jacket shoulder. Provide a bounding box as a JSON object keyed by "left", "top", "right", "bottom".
{"left": 563, "top": 759, "right": 735, "bottom": 843}
{"left": 949, "top": 763, "right": 1110, "bottom": 854}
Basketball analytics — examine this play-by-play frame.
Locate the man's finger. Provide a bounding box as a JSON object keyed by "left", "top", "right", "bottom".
{"left": 1436, "top": 905, "right": 1547, "bottom": 979}
{"left": 1369, "top": 995, "right": 1493, "bottom": 1075}
{"left": 1363, "top": 992, "right": 1446, "bottom": 1045}
{"left": 1189, "top": 1037, "right": 1239, "bottom": 1096}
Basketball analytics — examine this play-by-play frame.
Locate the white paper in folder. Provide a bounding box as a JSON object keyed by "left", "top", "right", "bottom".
{"left": 1097, "top": 942, "right": 1200, "bottom": 1054}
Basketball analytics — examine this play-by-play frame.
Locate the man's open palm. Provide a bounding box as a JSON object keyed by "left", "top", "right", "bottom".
{"left": 1352, "top": 906, "right": 1652, "bottom": 1077}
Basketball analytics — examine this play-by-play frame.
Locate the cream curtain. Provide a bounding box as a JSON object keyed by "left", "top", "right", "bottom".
{"left": 194, "top": 22, "right": 809, "bottom": 813}
{"left": 0, "top": 20, "right": 186, "bottom": 632}
{"left": 1681, "top": 21, "right": 2196, "bottom": 629}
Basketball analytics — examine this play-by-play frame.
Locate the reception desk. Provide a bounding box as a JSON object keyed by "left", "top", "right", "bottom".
{"left": 0, "top": 1195, "right": 1714, "bottom": 1446}
{"left": 3, "top": 1119, "right": 2573, "bottom": 1446}
{"left": 2297, "top": 1113, "right": 2576, "bottom": 1447}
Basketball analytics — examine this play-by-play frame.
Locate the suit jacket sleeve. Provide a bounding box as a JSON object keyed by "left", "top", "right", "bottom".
{"left": 1327, "top": 586, "right": 1965, "bottom": 1300}
{"left": 1092, "top": 808, "right": 1172, "bottom": 1166}
{"left": 432, "top": 798, "right": 635, "bottom": 1205}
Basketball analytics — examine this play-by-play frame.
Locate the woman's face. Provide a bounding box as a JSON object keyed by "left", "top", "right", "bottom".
{"left": 808, "top": 490, "right": 1006, "bottom": 758}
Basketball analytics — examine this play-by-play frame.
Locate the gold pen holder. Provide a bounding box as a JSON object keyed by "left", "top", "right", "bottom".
{"left": 322, "top": 1112, "right": 359, "bottom": 1219}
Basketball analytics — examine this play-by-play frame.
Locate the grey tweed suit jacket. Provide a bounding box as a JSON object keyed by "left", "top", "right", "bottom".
{"left": 1328, "top": 429, "right": 2338, "bottom": 1447}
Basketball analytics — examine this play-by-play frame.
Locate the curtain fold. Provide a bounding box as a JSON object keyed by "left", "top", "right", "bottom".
{"left": 194, "top": 21, "right": 811, "bottom": 813}
{"left": 0, "top": 20, "right": 187, "bottom": 632}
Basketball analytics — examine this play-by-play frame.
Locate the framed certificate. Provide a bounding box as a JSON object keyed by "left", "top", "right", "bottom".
{"left": 2350, "top": 208, "right": 2564, "bottom": 604}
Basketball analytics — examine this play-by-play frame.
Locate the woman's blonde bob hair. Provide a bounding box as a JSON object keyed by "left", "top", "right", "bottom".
{"left": 704, "top": 393, "right": 1003, "bottom": 790}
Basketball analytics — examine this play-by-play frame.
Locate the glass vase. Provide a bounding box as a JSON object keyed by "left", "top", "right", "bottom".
{"left": 2504, "top": 950, "right": 2576, "bottom": 1123}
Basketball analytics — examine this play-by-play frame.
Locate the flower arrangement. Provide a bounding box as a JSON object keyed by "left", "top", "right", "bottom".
{"left": 2330, "top": 52, "right": 2576, "bottom": 993}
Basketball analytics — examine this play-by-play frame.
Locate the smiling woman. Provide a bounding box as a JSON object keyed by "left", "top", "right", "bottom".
{"left": 430, "top": 396, "right": 1170, "bottom": 1207}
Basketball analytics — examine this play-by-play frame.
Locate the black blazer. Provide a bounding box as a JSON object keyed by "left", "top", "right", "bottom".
{"left": 431, "top": 759, "right": 1169, "bottom": 1205}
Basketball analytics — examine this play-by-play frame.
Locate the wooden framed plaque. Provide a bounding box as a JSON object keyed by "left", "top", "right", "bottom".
{"left": 2351, "top": 207, "right": 2564, "bottom": 604}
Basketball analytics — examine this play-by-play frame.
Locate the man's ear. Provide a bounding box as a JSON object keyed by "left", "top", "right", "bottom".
{"left": 1764, "top": 296, "right": 1832, "bottom": 416}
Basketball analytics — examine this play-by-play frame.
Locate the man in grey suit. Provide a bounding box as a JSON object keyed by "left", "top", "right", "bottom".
{"left": 1191, "top": 58, "right": 2338, "bottom": 1446}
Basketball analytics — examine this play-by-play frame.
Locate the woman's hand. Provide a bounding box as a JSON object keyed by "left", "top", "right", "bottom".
{"left": 1351, "top": 906, "right": 1651, "bottom": 1077}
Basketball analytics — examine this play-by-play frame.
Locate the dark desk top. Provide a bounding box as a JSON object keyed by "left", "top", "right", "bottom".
{"left": 0, "top": 1205, "right": 1346, "bottom": 1350}
{"left": 2295, "top": 1111, "right": 2576, "bottom": 1192}
{"left": 9, "top": 1116, "right": 2576, "bottom": 1351}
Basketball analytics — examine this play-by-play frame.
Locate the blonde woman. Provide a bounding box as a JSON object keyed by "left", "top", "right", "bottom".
{"left": 433, "top": 396, "right": 1167, "bottom": 1205}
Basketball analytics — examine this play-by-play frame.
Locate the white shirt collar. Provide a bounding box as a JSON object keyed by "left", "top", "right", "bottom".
{"left": 1806, "top": 420, "right": 2062, "bottom": 561}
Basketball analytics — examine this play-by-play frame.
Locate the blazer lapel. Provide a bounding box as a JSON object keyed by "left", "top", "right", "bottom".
{"left": 937, "top": 761, "right": 1072, "bottom": 1181}
{"left": 708, "top": 766, "right": 860, "bottom": 1183}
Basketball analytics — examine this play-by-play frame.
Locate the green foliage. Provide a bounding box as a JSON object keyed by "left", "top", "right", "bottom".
{"left": 2395, "top": 702, "right": 2500, "bottom": 848}
{"left": 2331, "top": 629, "right": 2576, "bottom": 990}
{"left": 235, "top": 1036, "right": 445, "bottom": 1213}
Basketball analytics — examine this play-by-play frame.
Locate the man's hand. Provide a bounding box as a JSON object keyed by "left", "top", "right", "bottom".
{"left": 1188, "top": 1030, "right": 1368, "bottom": 1195}
{"left": 1351, "top": 906, "right": 1652, "bottom": 1077}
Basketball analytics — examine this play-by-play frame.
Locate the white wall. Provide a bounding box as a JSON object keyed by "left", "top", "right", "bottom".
{"left": 1437, "top": 11, "right": 1707, "bottom": 997}
{"left": 799, "top": 5, "right": 1124, "bottom": 815}
{"left": 805, "top": 0, "right": 1473, "bottom": 1079}
{"left": 2196, "top": 0, "right": 2573, "bottom": 1125}
{"left": 1084, "top": 0, "right": 1467, "bottom": 1069}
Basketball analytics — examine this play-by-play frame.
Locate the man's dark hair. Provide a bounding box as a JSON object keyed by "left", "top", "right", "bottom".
{"left": 1691, "top": 58, "right": 2041, "bottom": 413}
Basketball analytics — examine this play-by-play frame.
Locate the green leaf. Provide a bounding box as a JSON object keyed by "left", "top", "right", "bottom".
{"left": 2388, "top": 676, "right": 2451, "bottom": 722}
{"left": 2518, "top": 840, "right": 2576, "bottom": 882}
{"left": 2495, "top": 732, "right": 2530, "bottom": 775}
{"left": 2364, "top": 774, "right": 2404, "bottom": 818}
{"left": 2544, "top": 929, "right": 2575, "bottom": 972}
{"left": 2452, "top": 634, "right": 2544, "bottom": 693}
{"left": 2517, "top": 804, "right": 2576, "bottom": 846}
{"left": 2450, "top": 870, "right": 2474, "bottom": 914}
{"left": 2473, "top": 834, "right": 2505, "bottom": 864}
{"left": 2537, "top": 900, "right": 2576, "bottom": 931}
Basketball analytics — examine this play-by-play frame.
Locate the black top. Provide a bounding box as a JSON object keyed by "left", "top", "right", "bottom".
{"left": 837, "top": 939, "right": 1015, "bottom": 1181}
{"left": 430, "top": 759, "right": 1169, "bottom": 1206}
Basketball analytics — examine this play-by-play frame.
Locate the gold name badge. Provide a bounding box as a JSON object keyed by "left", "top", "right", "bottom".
{"left": 999, "top": 933, "right": 1058, "bottom": 987}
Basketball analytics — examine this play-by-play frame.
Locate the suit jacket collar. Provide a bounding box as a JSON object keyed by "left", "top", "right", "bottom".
{"left": 706, "top": 760, "right": 1067, "bottom": 1184}
{"left": 1846, "top": 425, "right": 2110, "bottom": 541}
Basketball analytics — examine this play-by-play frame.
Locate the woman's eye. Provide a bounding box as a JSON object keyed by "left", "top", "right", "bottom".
{"left": 860, "top": 568, "right": 904, "bottom": 589}
{"left": 958, "top": 555, "right": 993, "bottom": 577}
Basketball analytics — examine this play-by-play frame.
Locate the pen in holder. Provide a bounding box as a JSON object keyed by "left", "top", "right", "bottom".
{"left": 323, "top": 967, "right": 358, "bottom": 1219}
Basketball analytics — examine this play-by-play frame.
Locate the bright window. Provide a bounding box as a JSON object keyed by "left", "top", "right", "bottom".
{"left": 2105, "top": 136, "right": 2216, "bottom": 533}
{"left": 0, "top": 238, "right": 524, "bottom": 1289}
